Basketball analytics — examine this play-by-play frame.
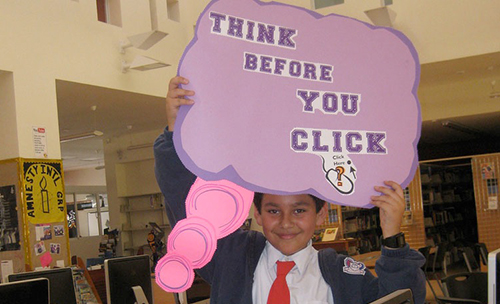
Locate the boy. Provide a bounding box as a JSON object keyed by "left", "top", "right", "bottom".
{"left": 154, "top": 76, "right": 426, "bottom": 303}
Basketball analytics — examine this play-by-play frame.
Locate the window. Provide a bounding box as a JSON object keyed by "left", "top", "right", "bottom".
{"left": 96, "top": 0, "right": 107, "bottom": 23}
{"left": 96, "top": 0, "right": 122, "bottom": 26}
{"left": 312, "top": 0, "right": 344, "bottom": 10}
{"left": 403, "top": 187, "right": 411, "bottom": 211}
{"left": 167, "top": 0, "right": 180, "bottom": 22}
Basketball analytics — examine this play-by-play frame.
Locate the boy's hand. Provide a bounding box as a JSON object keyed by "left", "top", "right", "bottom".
{"left": 166, "top": 76, "right": 195, "bottom": 131}
{"left": 370, "top": 181, "right": 405, "bottom": 238}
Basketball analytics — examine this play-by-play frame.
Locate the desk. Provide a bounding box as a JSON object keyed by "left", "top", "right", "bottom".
{"left": 152, "top": 278, "right": 176, "bottom": 304}
{"left": 312, "top": 238, "right": 358, "bottom": 253}
{"left": 354, "top": 251, "right": 381, "bottom": 269}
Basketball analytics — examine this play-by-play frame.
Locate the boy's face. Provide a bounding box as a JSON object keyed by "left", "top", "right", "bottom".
{"left": 254, "top": 194, "right": 327, "bottom": 256}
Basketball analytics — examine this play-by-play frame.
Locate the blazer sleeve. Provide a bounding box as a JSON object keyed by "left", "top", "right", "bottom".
{"left": 153, "top": 127, "right": 197, "bottom": 227}
{"left": 319, "top": 245, "right": 426, "bottom": 304}
{"left": 373, "top": 244, "right": 427, "bottom": 304}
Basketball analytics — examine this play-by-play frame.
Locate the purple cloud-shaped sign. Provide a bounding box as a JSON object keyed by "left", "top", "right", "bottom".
{"left": 174, "top": 0, "right": 421, "bottom": 207}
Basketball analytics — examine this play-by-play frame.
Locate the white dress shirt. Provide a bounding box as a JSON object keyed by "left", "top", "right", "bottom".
{"left": 252, "top": 240, "right": 334, "bottom": 304}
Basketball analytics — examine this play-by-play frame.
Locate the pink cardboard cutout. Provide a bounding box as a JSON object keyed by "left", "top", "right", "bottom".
{"left": 174, "top": 0, "right": 421, "bottom": 207}
{"left": 185, "top": 177, "right": 254, "bottom": 238}
{"left": 155, "top": 253, "right": 195, "bottom": 292}
{"left": 40, "top": 252, "right": 53, "bottom": 267}
{"left": 156, "top": 177, "right": 254, "bottom": 292}
{"left": 167, "top": 216, "right": 217, "bottom": 268}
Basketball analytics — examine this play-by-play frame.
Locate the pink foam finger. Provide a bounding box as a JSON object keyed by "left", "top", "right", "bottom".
{"left": 155, "top": 252, "right": 195, "bottom": 292}
{"left": 186, "top": 177, "right": 254, "bottom": 238}
{"left": 167, "top": 216, "right": 217, "bottom": 268}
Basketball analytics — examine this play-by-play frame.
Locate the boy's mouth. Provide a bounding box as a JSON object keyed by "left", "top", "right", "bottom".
{"left": 277, "top": 233, "right": 298, "bottom": 239}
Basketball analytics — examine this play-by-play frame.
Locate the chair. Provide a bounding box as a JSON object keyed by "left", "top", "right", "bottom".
{"left": 433, "top": 242, "right": 452, "bottom": 276}
{"left": 474, "top": 243, "right": 488, "bottom": 266}
{"left": 436, "top": 272, "right": 488, "bottom": 304}
{"left": 417, "top": 246, "right": 432, "bottom": 273}
{"left": 461, "top": 247, "right": 480, "bottom": 272}
{"left": 174, "top": 274, "right": 210, "bottom": 304}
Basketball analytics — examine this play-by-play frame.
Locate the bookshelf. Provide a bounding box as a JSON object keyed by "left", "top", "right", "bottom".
{"left": 341, "top": 206, "right": 381, "bottom": 253}
{"left": 317, "top": 204, "right": 342, "bottom": 230}
{"left": 420, "top": 160, "right": 478, "bottom": 246}
{"left": 315, "top": 203, "right": 381, "bottom": 253}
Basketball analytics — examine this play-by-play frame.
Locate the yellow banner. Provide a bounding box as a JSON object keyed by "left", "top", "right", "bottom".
{"left": 22, "top": 161, "right": 65, "bottom": 224}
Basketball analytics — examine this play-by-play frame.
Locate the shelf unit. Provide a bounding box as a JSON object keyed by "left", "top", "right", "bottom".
{"left": 316, "top": 203, "right": 381, "bottom": 254}
{"left": 120, "top": 193, "right": 170, "bottom": 253}
{"left": 341, "top": 206, "right": 381, "bottom": 253}
{"left": 420, "top": 161, "right": 478, "bottom": 246}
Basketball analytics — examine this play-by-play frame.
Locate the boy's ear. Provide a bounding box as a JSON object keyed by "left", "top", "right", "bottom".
{"left": 315, "top": 203, "right": 328, "bottom": 226}
{"left": 254, "top": 207, "right": 263, "bottom": 226}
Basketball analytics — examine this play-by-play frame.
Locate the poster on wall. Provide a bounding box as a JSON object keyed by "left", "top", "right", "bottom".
{"left": 66, "top": 204, "right": 78, "bottom": 238}
{"left": 173, "top": 0, "right": 421, "bottom": 208}
{"left": 22, "top": 160, "right": 66, "bottom": 224}
{"left": 481, "top": 163, "right": 496, "bottom": 180}
{"left": 32, "top": 126, "right": 48, "bottom": 159}
{"left": 0, "top": 185, "right": 21, "bottom": 251}
{"left": 35, "top": 224, "right": 52, "bottom": 241}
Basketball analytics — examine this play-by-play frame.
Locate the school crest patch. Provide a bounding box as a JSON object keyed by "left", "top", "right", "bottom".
{"left": 343, "top": 257, "right": 366, "bottom": 275}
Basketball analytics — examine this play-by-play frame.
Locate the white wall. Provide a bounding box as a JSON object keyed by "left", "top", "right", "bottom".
{"left": 266, "top": 0, "right": 500, "bottom": 64}
{"left": 0, "top": 0, "right": 207, "bottom": 159}
{"left": 64, "top": 168, "right": 107, "bottom": 186}
{"left": 103, "top": 128, "right": 162, "bottom": 249}
{"left": 0, "top": 71, "right": 18, "bottom": 160}
{"left": 69, "top": 236, "right": 103, "bottom": 264}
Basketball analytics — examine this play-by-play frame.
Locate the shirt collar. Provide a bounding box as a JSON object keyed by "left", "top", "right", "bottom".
{"left": 264, "top": 240, "right": 316, "bottom": 275}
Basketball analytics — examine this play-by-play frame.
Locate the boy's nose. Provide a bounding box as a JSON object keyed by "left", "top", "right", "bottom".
{"left": 280, "top": 213, "right": 294, "bottom": 228}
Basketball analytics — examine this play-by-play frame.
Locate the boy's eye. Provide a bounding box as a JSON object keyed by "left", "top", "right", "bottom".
{"left": 267, "top": 209, "right": 279, "bottom": 214}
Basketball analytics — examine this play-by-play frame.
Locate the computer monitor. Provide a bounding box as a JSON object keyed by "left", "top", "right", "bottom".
{"left": 105, "top": 254, "right": 153, "bottom": 304}
{"left": 489, "top": 248, "right": 500, "bottom": 304}
{"left": 0, "top": 278, "right": 50, "bottom": 304}
{"left": 368, "top": 289, "right": 414, "bottom": 304}
{"left": 8, "top": 267, "right": 76, "bottom": 304}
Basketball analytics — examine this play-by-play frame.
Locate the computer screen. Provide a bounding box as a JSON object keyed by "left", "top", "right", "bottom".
{"left": 8, "top": 267, "right": 76, "bottom": 304}
{"left": 489, "top": 248, "right": 500, "bottom": 304}
{"left": 0, "top": 278, "right": 50, "bottom": 304}
{"left": 368, "top": 289, "right": 414, "bottom": 304}
{"left": 105, "top": 254, "right": 153, "bottom": 304}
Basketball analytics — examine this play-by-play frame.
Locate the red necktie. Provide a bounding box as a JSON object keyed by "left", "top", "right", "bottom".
{"left": 267, "top": 261, "right": 296, "bottom": 304}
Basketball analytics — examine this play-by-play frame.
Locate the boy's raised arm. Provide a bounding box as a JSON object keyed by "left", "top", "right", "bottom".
{"left": 153, "top": 76, "right": 196, "bottom": 226}
{"left": 165, "top": 76, "right": 195, "bottom": 131}
{"left": 369, "top": 181, "right": 405, "bottom": 239}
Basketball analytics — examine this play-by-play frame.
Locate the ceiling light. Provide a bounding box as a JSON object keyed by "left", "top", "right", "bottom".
{"left": 441, "top": 121, "right": 482, "bottom": 136}
{"left": 60, "top": 130, "right": 103, "bottom": 143}
{"left": 81, "top": 157, "right": 102, "bottom": 161}
{"left": 127, "top": 143, "right": 153, "bottom": 150}
{"left": 122, "top": 55, "right": 170, "bottom": 73}
{"left": 119, "top": 30, "right": 168, "bottom": 53}
{"left": 490, "top": 80, "right": 500, "bottom": 99}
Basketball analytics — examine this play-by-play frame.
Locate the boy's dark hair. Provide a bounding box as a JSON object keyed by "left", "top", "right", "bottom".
{"left": 253, "top": 193, "right": 326, "bottom": 214}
